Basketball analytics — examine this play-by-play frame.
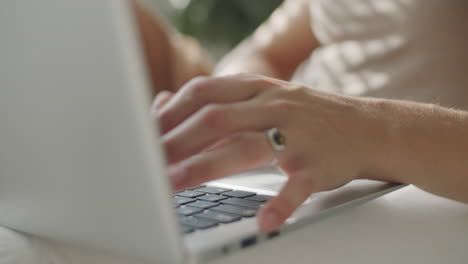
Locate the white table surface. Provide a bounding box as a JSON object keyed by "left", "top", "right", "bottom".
{"left": 212, "top": 185, "right": 468, "bottom": 264}
{"left": 1, "top": 185, "right": 467, "bottom": 264}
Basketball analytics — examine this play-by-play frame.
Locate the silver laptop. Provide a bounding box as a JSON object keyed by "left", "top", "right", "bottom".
{"left": 0, "top": 1, "right": 402, "bottom": 263}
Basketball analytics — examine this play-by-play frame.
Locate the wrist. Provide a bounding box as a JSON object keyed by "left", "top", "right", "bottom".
{"left": 354, "top": 98, "right": 409, "bottom": 184}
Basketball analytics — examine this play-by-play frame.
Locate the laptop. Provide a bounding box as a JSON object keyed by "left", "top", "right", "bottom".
{"left": 0, "top": 1, "right": 402, "bottom": 263}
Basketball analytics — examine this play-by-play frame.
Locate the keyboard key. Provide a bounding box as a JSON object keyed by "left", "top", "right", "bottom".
{"left": 187, "top": 185, "right": 205, "bottom": 190}
{"left": 198, "top": 194, "right": 227, "bottom": 202}
{"left": 176, "top": 205, "right": 204, "bottom": 216}
{"left": 176, "top": 190, "right": 205, "bottom": 198}
{"left": 195, "top": 186, "right": 231, "bottom": 194}
{"left": 222, "top": 190, "right": 255, "bottom": 198}
{"left": 211, "top": 204, "right": 257, "bottom": 217}
{"left": 180, "top": 216, "right": 218, "bottom": 229}
{"left": 221, "top": 198, "right": 262, "bottom": 209}
{"left": 181, "top": 225, "right": 194, "bottom": 234}
{"left": 195, "top": 210, "right": 241, "bottom": 224}
{"left": 186, "top": 200, "right": 218, "bottom": 209}
{"left": 173, "top": 196, "right": 196, "bottom": 207}
{"left": 245, "top": 195, "right": 273, "bottom": 203}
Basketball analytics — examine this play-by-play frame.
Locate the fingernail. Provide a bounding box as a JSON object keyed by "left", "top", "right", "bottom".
{"left": 259, "top": 209, "right": 280, "bottom": 233}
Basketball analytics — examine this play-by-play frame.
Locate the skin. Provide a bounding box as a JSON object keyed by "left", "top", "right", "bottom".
{"left": 131, "top": 0, "right": 214, "bottom": 96}
{"left": 153, "top": 74, "right": 468, "bottom": 233}
{"left": 133, "top": 1, "right": 468, "bottom": 232}
{"left": 132, "top": 0, "right": 316, "bottom": 93}
{"left": 214, "top": 0, "right": 317, "bottom": 79}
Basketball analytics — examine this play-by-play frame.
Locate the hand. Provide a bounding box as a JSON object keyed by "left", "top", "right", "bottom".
{"left": 131, "top": 0, "right": 213, "bottom": 94}
{"left": 152, "top": 74, "right": 381, "bottom": 232}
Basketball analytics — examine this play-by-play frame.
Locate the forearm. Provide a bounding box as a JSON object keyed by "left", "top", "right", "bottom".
{"left": 169, "top": 33, "right": 214, "bottom": 89}
{"left": 215, "top": 0, "right": 317, "bottom": 80}
{"left": 214, "top": 41, "right": 286, "bottom": 79}
{"left": 366, "top": 99, "right": 468, "bottom": 202}
{"left": 132, "top": 0, "right": 214, "bottom": 94}
{"left": 132, "top": 0, "right": 174, "bottom": 95}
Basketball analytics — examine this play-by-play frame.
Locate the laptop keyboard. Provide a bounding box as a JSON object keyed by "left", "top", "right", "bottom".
{"left": 173, "top": 186, "right": 273, "bottom": 234}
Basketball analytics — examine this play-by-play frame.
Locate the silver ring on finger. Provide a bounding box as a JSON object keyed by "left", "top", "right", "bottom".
{"left": 266, "top": 127, "right": 286, "bottom": 152}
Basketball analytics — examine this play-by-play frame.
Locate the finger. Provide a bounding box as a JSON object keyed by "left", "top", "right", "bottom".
{"left": 151, "top": 90, "right": 174, "bottom": 116}
{"left": 163, "top": 101, "right": 278, "bottom": 164}
{"left": 168, "top": 132, "right": 274, "bottom": 191}
{"left": 257, "top": 171, "right": 315, "bottom": 233}
{"left": 158, "top": 74, "right": 277, "bottom": 134}
{"left": 199, "top": 134, "right": 232, "bottom": 153}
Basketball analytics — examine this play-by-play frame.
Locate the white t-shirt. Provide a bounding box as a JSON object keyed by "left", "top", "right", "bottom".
{"left": 292, "top": 0, "right": 468, "bottom": 109}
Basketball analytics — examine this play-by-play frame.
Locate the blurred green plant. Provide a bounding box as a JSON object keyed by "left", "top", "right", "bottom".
{"left": 171, "top": 0, "right": 283, "bottom": 58}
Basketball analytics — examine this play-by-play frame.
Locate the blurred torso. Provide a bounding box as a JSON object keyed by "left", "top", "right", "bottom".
{"left": 292, "top": 0, "right": 468, "bottom": 109}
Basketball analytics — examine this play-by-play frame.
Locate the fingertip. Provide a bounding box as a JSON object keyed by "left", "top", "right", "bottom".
{"left": 257, "top": 207, "right": 282, "bottom": 233}
{"left": 258, "top": 175, "right": 314, "bottom": 232}
{"left": 152, "top": 90, "right": 174, "bottom": 114}
{"left": 157, "top": 90, "right": 174, "bottom": 98}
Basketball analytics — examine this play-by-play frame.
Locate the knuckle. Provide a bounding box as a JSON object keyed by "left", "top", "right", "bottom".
{"left": 233, "top": 73, "right": 274, "bottom": 89}
{"left": 186, "top": 76, "right": 212, "bottom": 97}
{"left": 286, "top": 86, "right": 309, "bottom": 99}
{"left": 242, "top": 74, "right": 265, "bottom": 84}
{"left": 266, "top": 99, "right": 301, "bottom": 114}
{"left": 157, "top": 90, "right": 172, "bottom": 99}
{"left": 188, "top": 76, "right": 209, "bottom": 86}
{"left": 263, "top": 86, "right": 309, "bottom": 103}
{"left": 199, "top": 104, "right": 230, "bottom": 131}
{"left": 246, "top": 75, "right": 275, "bottom": 88}
{"left": 232, "top": 72, "right": 255, "bottom": 80}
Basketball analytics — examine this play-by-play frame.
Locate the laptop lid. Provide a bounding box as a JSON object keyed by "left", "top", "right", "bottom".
{"left": 0, "top": 1, "right": 182, "bottom": 263}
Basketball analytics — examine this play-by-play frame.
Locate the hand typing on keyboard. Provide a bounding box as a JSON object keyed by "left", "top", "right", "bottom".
{"left": 151, "top": 74, "right": 376, "bottom": 233}
{"left": 151, "top": 73, "right": 468, "bottom": 233}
